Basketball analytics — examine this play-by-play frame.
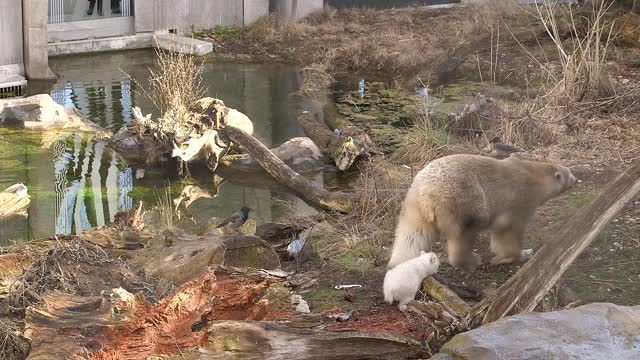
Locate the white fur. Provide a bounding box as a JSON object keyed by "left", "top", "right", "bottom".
{"left": 387, "top": 200, "right": 437, "bottom": 269}
{"left": 383, "top": 251, "right": 440, "bottom": 312}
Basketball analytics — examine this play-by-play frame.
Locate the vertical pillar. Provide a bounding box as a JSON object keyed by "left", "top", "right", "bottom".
{"left": 22, "top": 0, "right": 55, "bottom": 80}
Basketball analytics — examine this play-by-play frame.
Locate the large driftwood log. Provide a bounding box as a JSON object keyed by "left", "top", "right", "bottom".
{"left": 421, "top": 277, "right": 471, "bottom": 314}
{"left": 24, "top": 267, "right": 421, "bottom": 359}
{"left": 0, "top": 184, "right": 30, "bottom": 220}
{"left": 467, "top": 157, "right": 640, "bottom": 326}
{"left": 225, "top": 126, "right": 356, "bottom": 213}
{"left": 203, "top": 320, "right": 422, "bottom": 359}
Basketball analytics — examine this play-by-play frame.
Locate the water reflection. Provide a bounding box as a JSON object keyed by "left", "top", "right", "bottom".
{"left": 0, "top": 50, "right": 318, "bottom": 245}
{"left": 48, "top": 133, "right": 134, "bottom": 236}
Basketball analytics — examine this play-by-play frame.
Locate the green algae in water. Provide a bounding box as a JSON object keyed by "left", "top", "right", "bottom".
{"left": 1, "top": 51, "right": 324, "bottom": 246}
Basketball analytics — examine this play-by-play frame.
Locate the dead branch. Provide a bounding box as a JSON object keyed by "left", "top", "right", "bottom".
{"left": 225, "top": 126, "right": 356, "bottom": 213}
{"left": 297, "top": 108, "right": 373, "bottom": 171}
{"left": 24, "top": 267, "right": 421, "bottom": 359}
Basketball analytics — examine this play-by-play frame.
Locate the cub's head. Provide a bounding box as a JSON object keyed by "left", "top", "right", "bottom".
{"left": 549, "top": 164, "right": 578, "bottom": 196}
{"left": 418, "top": 251, "right": 440, "bottom": 272}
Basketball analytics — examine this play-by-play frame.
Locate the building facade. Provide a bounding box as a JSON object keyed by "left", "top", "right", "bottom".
{"left": 0, "top": 0, "right": 323, "bottom": 88}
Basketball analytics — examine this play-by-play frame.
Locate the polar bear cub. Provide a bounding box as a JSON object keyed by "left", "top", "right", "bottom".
{"left": 383, "top": 251, "right": 440, "bottom": 312}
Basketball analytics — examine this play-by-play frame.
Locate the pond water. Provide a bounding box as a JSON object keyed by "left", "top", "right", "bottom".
{"left": 0, "top": 50, "right": 324, "bottom": 246}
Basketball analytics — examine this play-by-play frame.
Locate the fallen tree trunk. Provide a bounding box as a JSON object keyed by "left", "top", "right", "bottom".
{"left": 225, "top": 126, "right": 356, "bottom": 213}
{"left": 298, "top": 102, "right": 374, "bottom": 171}
{"left": 203, "top": 320, "right": 422, "bottom": 359}
{"left": 467, "top": 157, "right": 640, "bottom": 326}
{"left": 421, "top": 277, "right": 471, "bottom": 314}
{"left": 24, "top": 267, "right": 422, "bottom": 359}
{"left": 0, "top": 184, "right": 30, "bottom": 220}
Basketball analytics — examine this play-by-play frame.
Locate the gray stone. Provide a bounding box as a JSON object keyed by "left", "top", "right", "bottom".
{"left": 438, "top": 303, "right": 640, "bottom": 360}
{"left": 0, "top": 94, "right": 107, "bottom": 132}
{"left": 154, "top": 34, "right": 213, "bottom": 56}
{"left": 223, "top": 137, "right": 332, "bottom": 173}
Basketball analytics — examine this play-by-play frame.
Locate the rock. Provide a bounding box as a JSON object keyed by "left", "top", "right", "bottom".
{"left": 0, "top": 183, "right": 30, "bottom": 220}
{"left": 445, "top": 94, "right": 503, "bottom": 138}
{"left": 220, "top": 137, "right": 332, "bottom": 173}
{"left": 438, "top": 303, "right": 640, "bottom": 360}
{"left": 0, "top": 94, "right": 108, "bottom": 133}
{"left": 291, "top": 294, "right": 311, "bottom": 313}
{"left": 93, "top": 227, "right": 279, "bottom": 294}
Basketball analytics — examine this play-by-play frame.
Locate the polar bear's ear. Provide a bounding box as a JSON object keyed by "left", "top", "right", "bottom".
{"left": 419, "top": 250, "right": 427, "bottom": 255}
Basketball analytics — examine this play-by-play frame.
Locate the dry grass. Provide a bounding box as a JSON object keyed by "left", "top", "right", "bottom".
{"left": 153, "top": 185, "right": 176, "bottom": 230}
{"left": 124, "top": 44, "right": 205, "bottom": 129}
{"left": 529, "top": 1, "right": 618, "bottom": 106}
{"left": 208, "top": 6, "right": 505, "bottom": 77}
{"left": 6, "top": 239, "right": 112, "bottom": 309}
{"left": 391, "top": 99, "right": 453, "bottom": 168}
{"left": 331, "top": 161, "right": 414, "bottom": 262}
{"left": 0, "top": 323, "right": 29, "bottom": 360}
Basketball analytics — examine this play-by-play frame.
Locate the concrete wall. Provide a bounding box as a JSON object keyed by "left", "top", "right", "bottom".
{"left": 271, "top": 0, "right": 324, "bottom": 19}
{"left": 23, "top": 0, "right": 54, "bottom": 79}
{"left": 48, "top": 16, "right": 135, "bottom": 42}
{"left": 244, "top": 0, "right": 270, "bottom": 25}
{"left": 134, "top": 0, "right": 269, "bottom": 34}
{"left": 0, "top": 0, "right": 24, "bottom": 70}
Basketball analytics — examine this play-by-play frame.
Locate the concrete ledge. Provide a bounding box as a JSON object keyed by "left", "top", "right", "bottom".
{"left": 0, "top": 64, "right": 25, "bottom": 79}
{"left": 48, "top": 33, "right": 154, "bottom": 56}
{"left": 154, "top": 34, "right": 213, "bottom": 56}
{"left": 48, "top": 33, "right": 213, "bottom": 57}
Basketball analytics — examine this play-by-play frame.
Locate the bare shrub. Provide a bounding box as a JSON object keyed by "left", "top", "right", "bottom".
{"left": 533, "top": 1, "right": 617, "bottom": 106}
{"left": 123, "top": 43, "right": 205, "bottom": 129}
{"left": 149, "top": 47, "right": 206, "bottom": 126}
{"left": 494, "top": 101, "right": 558, "bottom": 147}
{"left": 7, "top": 240, "right": 112, "bottom": 308}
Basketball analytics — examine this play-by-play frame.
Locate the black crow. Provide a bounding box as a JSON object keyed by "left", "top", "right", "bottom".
{"left": 215, "top": 207, "right": 252, "bottom": 232}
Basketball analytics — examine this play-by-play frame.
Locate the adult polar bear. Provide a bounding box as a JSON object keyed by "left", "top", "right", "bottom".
{"left": 388, "top": 154, "right": 577, "bottom": 272}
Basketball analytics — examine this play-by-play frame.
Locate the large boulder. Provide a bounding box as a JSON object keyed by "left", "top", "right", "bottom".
{"left": 436, "top": 303, "right": 640, "bottom": 360}
{"left": 0, "top": 94, "right": 107, "bottom": 133}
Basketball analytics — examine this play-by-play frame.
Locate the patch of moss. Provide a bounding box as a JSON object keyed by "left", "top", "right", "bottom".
{"left": 335, "top": 82, "right": 419, "bottom": 127}
{"left": 303, "top": 288, "right": 355, "bottom": 312}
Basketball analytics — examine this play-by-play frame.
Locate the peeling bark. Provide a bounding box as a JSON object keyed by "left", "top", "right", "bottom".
{"left": 24, "top": 267, "right": 291, "bottom": 359}
{"left": 24, "top": 267, "right": 422, "bottom": 359}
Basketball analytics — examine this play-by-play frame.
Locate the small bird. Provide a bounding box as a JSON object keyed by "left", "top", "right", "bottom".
{"left": 488, "top": 136, "right": 524, "bottom": 158}
{"left": 214, "top": 206, "right": 252, "bottom": 232}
